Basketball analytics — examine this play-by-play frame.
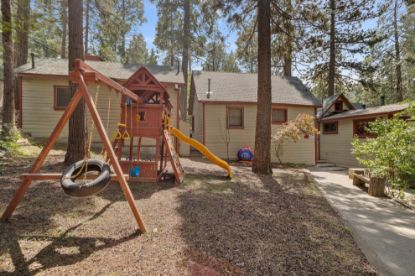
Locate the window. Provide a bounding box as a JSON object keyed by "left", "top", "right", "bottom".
{"left": 227, "top": 106, "right": 243, "bottom": 129}
{"left": 138, "top": 111, "right": 146, "bottom": 121}
{"left": 334, "top": 101, "right": 343, "bottom": 112}
{"left": 322, "top": 121, "right": 338, "bottom": 134}
{"left": 54, "top": 86, "right": 71, "bottom": 110}
{"left": 354, "top": 118, "right": 376, "bottom": 138}
{"left": 272, "top": 108, "right": 287, "bottom": 124}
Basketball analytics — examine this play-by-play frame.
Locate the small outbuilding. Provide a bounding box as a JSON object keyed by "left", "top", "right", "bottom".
{"left": 189, "top": 71, "right": 321, "bottom": 165}
{"left": 318, "top": 93, "right": 408, "bottom": 167}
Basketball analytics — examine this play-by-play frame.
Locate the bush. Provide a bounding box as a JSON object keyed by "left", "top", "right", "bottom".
{"left": 352, "top": 103, "right": 415, "bottom": 195}
{"left": 272, "top": 113, "right": 319, "bottom": 164}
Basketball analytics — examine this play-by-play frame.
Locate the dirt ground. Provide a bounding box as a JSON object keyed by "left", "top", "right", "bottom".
{"left": 0, "top": 149, "right": 376, "bottom": 275}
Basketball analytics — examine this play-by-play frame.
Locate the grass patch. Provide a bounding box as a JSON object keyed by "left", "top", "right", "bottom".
{"left": 0, "top": 130, "right": 40, "bottom": 157}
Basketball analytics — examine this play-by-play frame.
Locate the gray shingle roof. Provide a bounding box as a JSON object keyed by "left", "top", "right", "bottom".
{"left": 15, "top": 58, "right": 184, "bottom": 83}
{"left": 321, "top": 103, "right": 409, "bottom": 121}
{"left": 192, "top": 71, "right": 321, "bottom": 106}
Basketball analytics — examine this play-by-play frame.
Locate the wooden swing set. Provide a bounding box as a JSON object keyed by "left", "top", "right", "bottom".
{"left": 0, "top": 60, "right": 148, "bottom": 232}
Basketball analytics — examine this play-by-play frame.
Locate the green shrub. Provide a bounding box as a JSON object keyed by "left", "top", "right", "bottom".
{"left": 352, "top": 103, "right": 415, "bottom": 194}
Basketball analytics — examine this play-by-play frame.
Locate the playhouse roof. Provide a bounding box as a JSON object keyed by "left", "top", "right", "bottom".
{"left": 192, "top": 71, "right": 321, "bottom": 106}
{"left": 15, "top": 58, "right": 184, "bottom": 84}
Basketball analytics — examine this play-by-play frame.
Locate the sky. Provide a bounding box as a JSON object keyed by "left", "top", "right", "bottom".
{"left": 127, "top": 0, "right": 390, "bottom": 73}
{"left": 137, "top": 0, "right": 238, "bottom": 69}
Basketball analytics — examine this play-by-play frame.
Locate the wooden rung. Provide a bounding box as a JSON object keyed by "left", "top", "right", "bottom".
{"left": 20, "top": 173, "right": 129, "bottom": 181}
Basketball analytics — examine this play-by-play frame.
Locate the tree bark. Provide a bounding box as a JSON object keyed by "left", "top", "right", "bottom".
{"left": 64, "top": 0, "right": 85, "bottom": 165}
{"left": 60, "top": 0, "right": 67, "bottom": 58}
{"left": 393, "top": 0, "right": 403, "bottom": 101}
{"left": 252, "top": 0, "right": 272, "bottom": 175}
{"left": 120, "top": 0, "right": 126, "bottom": 62}
{"left": 181, "top": 0, "right": 191, "bottom": 119}
{"left": 84, "top": 0, "right": 89, "bottom": 56}
{"left": 327, "top": 0, "right": 336, "bottom": 97}
{"left": 15, "top": 0, "right": 30, "bottom": 67}
{"left": 283, "top": 0, "right": 293, "bottom": 78}
{"left": 1, "top": 0, "right": 16, "bottom": 135}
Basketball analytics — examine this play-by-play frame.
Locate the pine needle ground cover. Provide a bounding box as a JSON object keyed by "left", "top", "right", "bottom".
{"left": 0, "top": 150, "right": 374, "bottom": 275}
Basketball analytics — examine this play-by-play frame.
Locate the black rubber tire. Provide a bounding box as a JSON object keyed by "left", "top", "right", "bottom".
{"left": 60, "top": 159, "right": 111, "bottom": 197}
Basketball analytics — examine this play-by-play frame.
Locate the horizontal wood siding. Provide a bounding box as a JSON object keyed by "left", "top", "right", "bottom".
{"left": 192, "top": 94, "right": 203, "bottom": 141}
{"left": 320, "top": 115, "right": 387, "bottom": 167}
{"left": 22, "top": 77, "right": 179, "bottom": 145}
{"left": 203, "top": 104, "right": 316, "bottom": 165}
{"left": 320, "top": 120, "right": 357, "bottom": 167}
{"left": 22, "top": 78, "right": 71, "bottom": 139}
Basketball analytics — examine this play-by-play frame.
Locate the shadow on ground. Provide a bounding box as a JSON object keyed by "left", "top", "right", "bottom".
{"left": 176, "top": 168, "right": 375, "bottom": 274}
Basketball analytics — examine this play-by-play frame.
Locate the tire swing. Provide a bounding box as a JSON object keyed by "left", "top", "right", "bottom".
{"left": 60, "top": 83, "right": 112, "bottom": 197}
{"left": 61, "top": 159, "right": 111, "bottom": 197}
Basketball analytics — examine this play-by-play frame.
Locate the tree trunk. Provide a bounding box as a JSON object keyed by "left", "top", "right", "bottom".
{"left": 368, "top": 177, "right": 385, "bottom": 197}
{"left": 64, "top": 0, "right": 85, "bottom": 165}
{"left": 283, "top": 0, "right": 293, "bottom": 78}
{"left": 120, "top": 0, "right": 126, "bottom": 62}
{"left": 393, "top": 0, "right": 403, "bottom": 101}
{"left": 252, "top": 0, "right": 272, "bottom": 175}
{"left": 15, "top": 0, "right": 30, "bottom": 67}
{"left": 181, "top": 0, "right": 191, "bottom": 119}
{"left": 327, "top": 0, "right": 336, "bottom": 97}
{"left": 84, "top": 0, "right": 89, "bottom": 56}
{"left": 15, "top": 0, "right": 30, "bottom": 111}
{"left": 60, "top": 0, "right": 67, "bottom": 58}
{"left": 1, "top": 0, "right": 16, "bottom": 136}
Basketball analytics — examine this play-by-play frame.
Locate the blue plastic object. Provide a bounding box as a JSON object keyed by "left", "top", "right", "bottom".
{"left": 237, "top": 146, "right": 254, "bottom": 161}
{"left": 129, "top": 166, "right": 141, "bottom": 177}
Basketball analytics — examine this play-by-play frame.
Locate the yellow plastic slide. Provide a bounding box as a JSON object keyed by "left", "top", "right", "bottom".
{"left": 170, "top": 127, "right": 233, "bottom": 178}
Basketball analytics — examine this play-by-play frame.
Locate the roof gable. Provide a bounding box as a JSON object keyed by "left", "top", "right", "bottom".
{"left": 123, "top": 66, "right": 166, "bottom": 93}
{"left": 320, "top": 93, "right": 355, "bottom": 118}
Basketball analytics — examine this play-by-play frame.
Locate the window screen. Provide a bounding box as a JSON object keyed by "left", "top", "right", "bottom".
{"left": 54, "top": 86, "right": 71, "bottom": 109}
{"left": 227, "top": 107, "right": 243, "bottom": 128}
{"left": 272, "top": 109, "right": 287, "bottom": 124}
{"left": 323, "top": 122, "right": 338, "bottom": 134}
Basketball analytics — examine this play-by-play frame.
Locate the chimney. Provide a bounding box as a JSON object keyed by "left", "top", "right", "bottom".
{"left": 380, "top": 95, "right": 385, "bottom": 106}
{"left": 31, "top": 53, "right": 35, "bottom": 69}
{"left": 206, "top": 78, "right": 212, "bottom": 99}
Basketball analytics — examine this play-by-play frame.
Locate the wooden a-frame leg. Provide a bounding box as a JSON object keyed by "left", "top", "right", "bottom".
{"left": 1, "top": 89, "right": 84, "bottom": 221}
{"left": 79, "top": 76, "right": 147, "bottom": 233}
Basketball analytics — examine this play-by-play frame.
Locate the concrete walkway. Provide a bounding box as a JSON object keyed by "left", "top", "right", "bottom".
{"left": 309, "top": 169, "right": 415, "bottom": 276}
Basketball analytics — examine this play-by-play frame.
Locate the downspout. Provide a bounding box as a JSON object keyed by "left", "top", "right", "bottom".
{"left": 202, "top": 102, "right": 206, "bottom": 145}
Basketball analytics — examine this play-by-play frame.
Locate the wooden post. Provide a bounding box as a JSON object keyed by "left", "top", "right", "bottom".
{"left": 368, "top": 177, "right": 386, "bottom": 197}
{"left": 137, "top": 137, "right": 142, "bottom": 160}
{"left": 1, "top": 88, "right": 83, "bottom": 221}
{"left": 129, "top": 136, "right": 134, "bottom": 161}
{"left": 78, "top": 74, "right": 147, "bottom": 232}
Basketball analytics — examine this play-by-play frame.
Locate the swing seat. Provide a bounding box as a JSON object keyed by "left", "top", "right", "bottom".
{"left": 60, "top": 159, "right": 111, "bottom": 197}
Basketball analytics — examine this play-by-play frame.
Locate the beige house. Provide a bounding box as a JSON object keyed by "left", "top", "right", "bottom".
{"left": 15, "top": 58, "right": 191, "bottom": 155}
{"left": 16, "top": 59, "right": 323, "bottom": 165}
{"left": 318, "top": 94, "right": 408, "bottom": 167}
{"left": 189, "top": 71, "right": 321, "bottom": 165}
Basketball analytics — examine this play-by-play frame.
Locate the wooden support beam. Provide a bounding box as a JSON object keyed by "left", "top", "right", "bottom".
{"left": 78, "top": 73, "right": 147, "bottom": 233}
{"left": 20, "top": 173, "right": 130, "bottom": 181}
{"left": 71, "top": 59, "right": 142, "bottom": 104}
{"left": 137, "top": 137, "right": 142, "bottom": 160}
{"left": 1, "top": 84, "right": 84, "bottom": 221}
